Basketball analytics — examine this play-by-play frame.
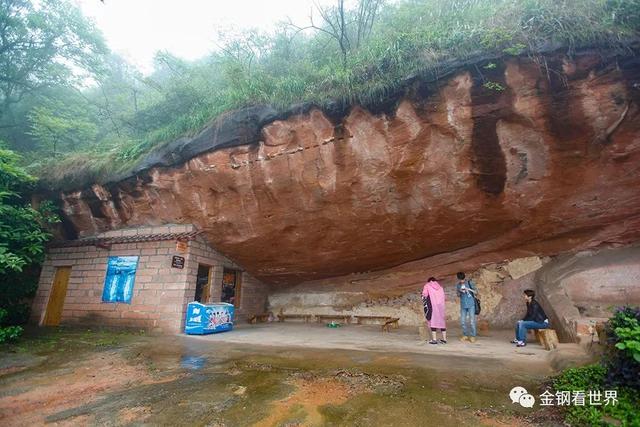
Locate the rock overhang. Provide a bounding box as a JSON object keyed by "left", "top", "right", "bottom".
{"left": 42, "top": 47, "right": 640, "bottom": 285}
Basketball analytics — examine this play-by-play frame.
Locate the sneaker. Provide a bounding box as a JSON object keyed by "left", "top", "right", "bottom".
{"left": 516, "top": 341, "right": 526, "bottom": 347}
{"left": 459, "top": 336, "right": 469, "bottom": 342}
{"left": 510, "top": 339, "right": 519, "bottom": 344}
{"left": 439, "top": 339, "right": 447, "bottom": 344}
{"left": 428, "top": 340, "right": 438, "bottom": 345}
{"left": 469, "top": 336, "right": 476, "bottom": 343}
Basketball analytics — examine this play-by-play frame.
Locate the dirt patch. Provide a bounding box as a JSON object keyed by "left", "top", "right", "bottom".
{"left": 333, "top": 369, "right": 406, "bottom": 394}
{"left": 0, "top": 366, "right": 27, "bottom": 377}
{"left": 0, "top": 351, "right": 177, "bottom": 425}
{"left": 253, "top": 377, "right": 353, "bottom": 427}
{"left": 0, "top": 329, "right": 560, "bottom": 426}
{"left": 118, "top": 405, "right": 152, "bottom": 424}
{"left": 474, "top": 409, "right": 533, "bottom": 426}
{"left": 51, "top": 413, "right": 95, "bottom": 427}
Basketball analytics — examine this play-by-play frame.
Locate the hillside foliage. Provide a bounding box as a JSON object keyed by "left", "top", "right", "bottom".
{"left": 1, "top": 0, "right": 639, "bottom": 188}
{"left": 0, "top": 146, "right": 59, "bottom": 340}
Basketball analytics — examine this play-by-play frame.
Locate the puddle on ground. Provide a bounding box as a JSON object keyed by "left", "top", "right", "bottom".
{"left": 0, "top": 328, "right": 549, "bottom": 426}
{"left": 180, "top": 355, "right": 207, "bottom": 370}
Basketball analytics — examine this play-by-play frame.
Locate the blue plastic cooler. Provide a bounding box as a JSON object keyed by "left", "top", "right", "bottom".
{"left": 185, "top": 302, "right": 235, "bottom": 335}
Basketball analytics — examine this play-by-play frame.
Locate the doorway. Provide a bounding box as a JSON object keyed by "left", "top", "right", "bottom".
{"left": 43, "top": 266, "right": 72, "bottom": 326}
{"left": 221, "top": 268, "right": 240, "bottom": 306}
{"left": 194, "top": 264, "right": 211, "bottom": 303}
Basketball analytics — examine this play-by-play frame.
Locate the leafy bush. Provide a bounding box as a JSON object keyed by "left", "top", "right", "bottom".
{"left": 552, "top": 365, "right": 639, "bottom": 426}
{"left": 0, "top": 308, "right": 23, "bottom": 343}
{"left": 604, "top": 306, "right": 640, "bottom": 389}
{"left": 0, "top": 147, "right": 58, "bottom": 330}
{"left": 0, "top": 325, "right": 23, "bottom": 343}
{"left": 551, "top": 306, "right": 640, "bottom": 426}
{"left": 553, "top": 364, "right": 607, "bottom": 391}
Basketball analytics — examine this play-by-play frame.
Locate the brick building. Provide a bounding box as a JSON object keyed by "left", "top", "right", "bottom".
{"left": 31, "top": 224, "right": 268, "bottom": 333}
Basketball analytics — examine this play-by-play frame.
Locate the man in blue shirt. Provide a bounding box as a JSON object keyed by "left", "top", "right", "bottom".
{"left": 456, "top": 271, "right": 478, "bottom": 342}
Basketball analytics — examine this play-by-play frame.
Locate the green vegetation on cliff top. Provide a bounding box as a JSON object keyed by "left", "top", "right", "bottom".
{"left": 1, "top": 0, "right": 639, "bottom": 189}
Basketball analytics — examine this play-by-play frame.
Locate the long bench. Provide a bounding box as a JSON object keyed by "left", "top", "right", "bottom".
{"left": 277, "top": 313, "right": 313, "bottom": 323}
{"left": 353, "top": 315, "right": 391, "bottom": 325}
{"left": 353, "top": 315, "right": 400, "bottom": 332}
{"left": 316, "top": 314, "right": 351, "bottom": 324}
{"left": 248, "top": 313, "right": 271, "bottom": 324}
{"left": 382, "top": 317, "right": 400, "bottom": 332}
{"left": 260, "top": 312, "right": 400, "bottom": 332}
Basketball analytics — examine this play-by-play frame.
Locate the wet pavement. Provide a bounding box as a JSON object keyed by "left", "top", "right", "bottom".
{"left": 0, "top": 326, "right": 584, "bottom": 426}
{"left": 192, "top": 323, "right": 592, "bottom": 373}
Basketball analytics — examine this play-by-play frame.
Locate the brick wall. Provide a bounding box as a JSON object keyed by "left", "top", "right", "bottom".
{"left": 32, "top": 224, "right": 269, "bottom": 333}
{"left": 238, "top": 272, "right": 270, "bottom": 318}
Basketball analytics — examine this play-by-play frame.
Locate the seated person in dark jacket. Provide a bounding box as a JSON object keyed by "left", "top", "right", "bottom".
{"left": 511, "top": 289, "right": 549, "bottom": 347}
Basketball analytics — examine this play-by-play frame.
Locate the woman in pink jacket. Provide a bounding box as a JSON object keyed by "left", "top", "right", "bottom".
{"left": 422, "top": 277, "right": 447, "bottom": 344}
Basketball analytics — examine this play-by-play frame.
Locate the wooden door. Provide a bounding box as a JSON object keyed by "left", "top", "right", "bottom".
{"left": 234, "top": 272, "right": 242, "bottom": 309}
{"left": 195, "top": 264, "right": 212, "bottom": 303}
{"left": 221, "top": 268, "right": 239, "bottom": 305}
{"left": 221, "top": 268, "right": 242, "bottom": 308}
{"left": 43, "top": 267, "right": 71, "bottom": 326}
{"left": 203, "top": 266, "right": 212, "bottom": 302}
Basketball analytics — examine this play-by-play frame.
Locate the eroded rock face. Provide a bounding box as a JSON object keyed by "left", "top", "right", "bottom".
{"left": 266, "top": 256, "right": 546, "bottom": 328}
{"left": 55, "top": 52, "right": 640, "bottom": 285}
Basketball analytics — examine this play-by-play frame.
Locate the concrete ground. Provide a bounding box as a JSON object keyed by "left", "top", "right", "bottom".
{"left": 188, "top": 322, "right": 593, "bottom": 373}
{"left": 1, "top": 327, "right": 595, "bottom": 425}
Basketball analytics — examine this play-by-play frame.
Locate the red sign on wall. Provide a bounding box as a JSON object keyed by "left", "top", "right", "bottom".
{"left": 176, "top": 241, "right": 188, "bottom": 253}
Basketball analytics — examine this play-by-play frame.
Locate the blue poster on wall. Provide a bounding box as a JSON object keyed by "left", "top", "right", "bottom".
{"left": 102, "top": 256, "right": 139, "bottom": 303}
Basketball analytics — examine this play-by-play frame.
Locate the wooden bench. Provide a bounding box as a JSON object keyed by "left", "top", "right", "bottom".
{"left": 353, "top": 315, "right": 392, "bottom": 325}
{"left": 534, "top": 329, "right": 559, "bottom": 350}
{"left": 277, "top": 313, "right": 312, "bottom": 323}
{"left": 316, "top": 314, "right": 351, "bottom": 324}
{"left": 353, "top": 315, "right": 399, "bottom": 332}
{"left": 382, "top": 317, "right": 400, "bottom": 333}
{"left": 248, "top": 313, "right": 271, "bottom": 324}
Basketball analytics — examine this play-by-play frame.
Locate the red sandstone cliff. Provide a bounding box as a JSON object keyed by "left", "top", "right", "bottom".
{"left": 53, "top": 50, "right": 640, "bottom": 286}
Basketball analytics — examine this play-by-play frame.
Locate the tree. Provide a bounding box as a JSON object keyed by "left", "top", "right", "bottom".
{"left": 0, "top": 145, "right": 58, "bottom": 335}
{"left": 27, "top": 94, "right": 98, "bottom": 156}
{"left": 0, "top": 0, "right": 107, "bottom": 120}
{"left": 288, "top": 0, "right": 384, "bottom": 67}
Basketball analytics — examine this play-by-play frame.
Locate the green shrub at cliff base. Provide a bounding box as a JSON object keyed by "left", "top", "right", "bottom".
{"left": 605, "top": 306, "right": 640, "bottom": 390}
{"left": 551, "top": 307, "right": 640, "bottom": 426}
{"left": 552, "top": 365, "right": 638, "bottom": 427}
{"left": 0, "top": 147, "right": 59, "bottom": 333}
{"left": 610, "top": 308, "right": 640, "bottom": 363}
{"left": 0, "top": 308, "right": 23, "bottom": 343}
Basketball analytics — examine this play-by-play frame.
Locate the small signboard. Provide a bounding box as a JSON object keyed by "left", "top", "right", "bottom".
{"left": 176, "top": 240, "right": 188, "bottom": 253}
{"left": 171, "top": 255, "right": 185, "bottom": 269}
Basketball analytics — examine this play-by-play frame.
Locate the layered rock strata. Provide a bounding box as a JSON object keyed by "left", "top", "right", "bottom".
{"left": 54, "top": 51, "right": 640, "bottom": 286}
